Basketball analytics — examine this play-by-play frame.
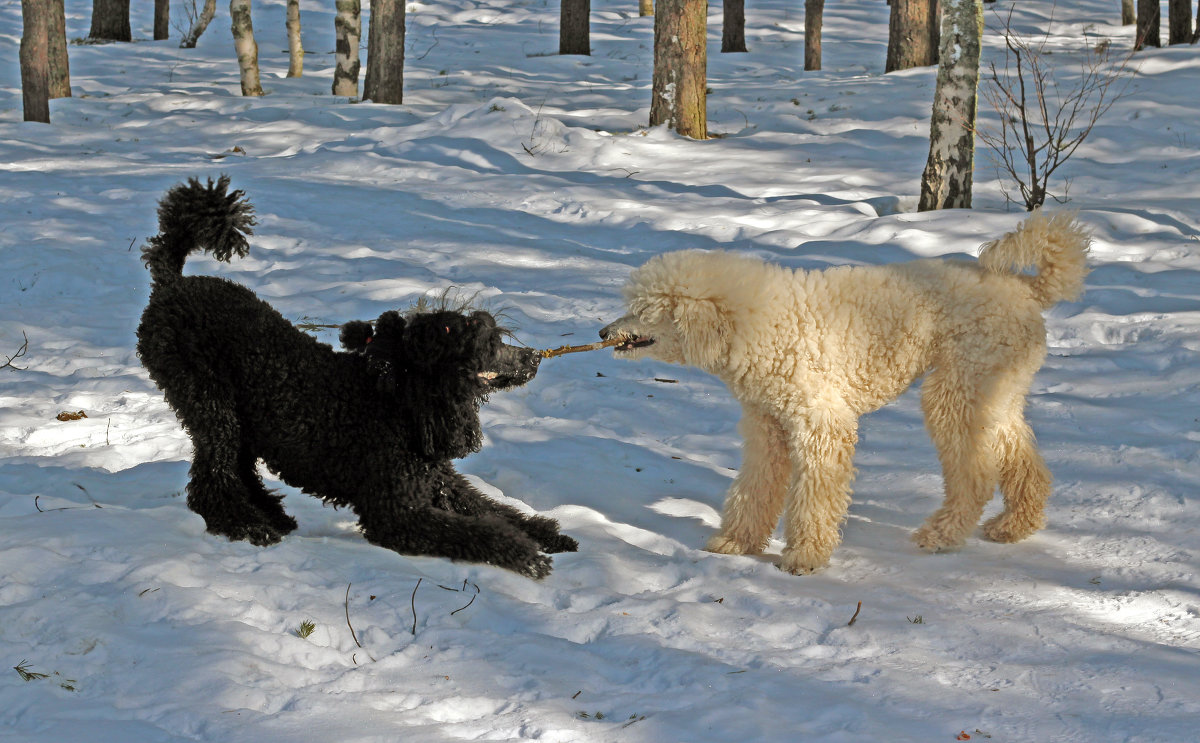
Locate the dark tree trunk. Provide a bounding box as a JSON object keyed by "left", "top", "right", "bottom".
{"left": 364, "top": 0, "right": 405, "bottom": 103}
{"left": 154, "top": 0, "right": 169, "bottom": 39}
{"left": 21, "top": 0, "right": 51, "bottom": 123}
{"left": 650, "top": 0, "right": 707, "bottom": 139}
{"left": 1136, "top": 0, "right": 1161, "bottom": 48}
{"left": 48, "top": 0, "right": 69, "bottom": 98}
{"left": 1168, "top": 0, "right": 1192, "bottom": 42}
{"left": 805, "top": 0, "right": 823, "bottom": 70}
{"left": 887, "top": 0, "right": 939, "bottom": 72}
{"left": 560, "top": 0, "right": 590, "bottom": 54}
{"left": 89, "top": 0, "right": 131, "bottom": 42}
{"left": 722, "top": 0, "right": 747, "bottom": 52}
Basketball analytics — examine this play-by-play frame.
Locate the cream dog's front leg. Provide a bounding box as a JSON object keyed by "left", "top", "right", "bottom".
{"left": 707, "top": 407, "right": 791, "bottom": 556}
{"left": 778, "top": 407, "right": 859, "bottom": 574}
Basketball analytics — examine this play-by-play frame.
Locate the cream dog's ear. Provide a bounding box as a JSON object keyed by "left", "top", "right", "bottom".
{"left": 671, "top": 296, "right": 731, "bottom": 369}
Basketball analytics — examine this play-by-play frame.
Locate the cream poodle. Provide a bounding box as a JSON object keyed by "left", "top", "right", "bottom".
{"left": 600, "top": 212, "right": 1091, "bottom": 574}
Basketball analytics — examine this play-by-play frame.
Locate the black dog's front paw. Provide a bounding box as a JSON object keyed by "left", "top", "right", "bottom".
{"left": 519, "top": 515, "right": 578, "bottom": 554}
{"left": 211, "top": 520, "right": 283, "bottom": 547}
{"left": 517, "top": 553, "right": 554, "bottom": 580}
{"left": 541, "top": 533, "right": 578, "bottom": 554}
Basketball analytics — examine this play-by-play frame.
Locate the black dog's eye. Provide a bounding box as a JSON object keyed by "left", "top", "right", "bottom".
{"left": 445, "top": 326, "right": 451, "bottom": 334}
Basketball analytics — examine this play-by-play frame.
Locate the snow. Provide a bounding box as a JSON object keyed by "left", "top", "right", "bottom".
{"left": 2, "top": 0, "right": 1198, "bottom": 741}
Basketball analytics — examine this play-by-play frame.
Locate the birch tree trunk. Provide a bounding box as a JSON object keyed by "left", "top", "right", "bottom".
{"left": 639, "top": 0, "right": 653, "bottom": 16}
{"left": 230, "top": 0, "right": 263, "bottom": 96}
{"left": 181, "top": 0, "right": 217, "bottom": 48}
{"left": 21, "top": 0, "right": 51, "bottom": 123}
{"left": 649, "top": 0, "right": 707, "bottom": 139}
{"left": 286, "top": 0, "right": 303, "bottom": 76}
{"left": 332, "top": 0, "right": 361, "bottom": 97}
{"left": 917, "top": 0, "right": 981, "bottom": 211}
{"left": 364, "top": 0, "right": 404, "bottom": 103}
{"left": 805, "top": 0, "right": 824, "bottom": 71}
{"left": 560, "top": 0, "right": 590, "bottom": 54}
{"left": 48, "top": 0, "right": 70, "bottom": 98}
{"left": 1121, "top": 0, "right": 1135, "bottom": 24}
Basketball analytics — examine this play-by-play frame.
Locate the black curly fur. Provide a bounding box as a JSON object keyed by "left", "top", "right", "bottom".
{"left": 136, "top": 177, "right": 575, "bottom": 578}
{"left": 142, "top": 175, "right": 257, "bottom": 285}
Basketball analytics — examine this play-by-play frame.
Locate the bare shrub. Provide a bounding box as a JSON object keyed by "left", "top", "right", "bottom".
{"left": 977, "top": 10, "right": 1134, "bottom": 210}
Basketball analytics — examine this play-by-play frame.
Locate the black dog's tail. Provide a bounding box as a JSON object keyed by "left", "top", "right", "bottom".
{"left": 142, "top": 175, "right": 256, "bottom": 287}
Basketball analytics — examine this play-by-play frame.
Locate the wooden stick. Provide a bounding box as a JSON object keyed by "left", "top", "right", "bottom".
{"left": 538, "top": 337, "right": 623, "bottom": 359}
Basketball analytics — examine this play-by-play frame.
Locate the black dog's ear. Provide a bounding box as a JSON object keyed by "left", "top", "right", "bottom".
{"left": 339, "top": 320, "right": 374, "bottom": 352}
{"left": 363, "top": 311, "right": 407, "bottom": 393}
{"left": 373, "top": 311, "right": 407, "bottom": 341}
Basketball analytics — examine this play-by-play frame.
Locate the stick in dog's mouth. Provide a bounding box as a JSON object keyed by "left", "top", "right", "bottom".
{"left": 612, "top": 335, "right": 655, "bottom": 352}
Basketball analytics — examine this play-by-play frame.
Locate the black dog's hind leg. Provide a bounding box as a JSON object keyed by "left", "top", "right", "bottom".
{"left": 433, "top": 465, "right": 578, "bottom": 554}
{"left": 353, "top": 494, "right": 553, "bottom": 579}
{"left": 181, "top": 397, "right": 284, "bottom": 547}
{"left": 237, "top": 447, "right": 299, "bottom": 536}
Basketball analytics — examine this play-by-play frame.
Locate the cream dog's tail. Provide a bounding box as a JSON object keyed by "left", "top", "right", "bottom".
{"left": 978, "top": 211, "right": 1091, "bottom": 308}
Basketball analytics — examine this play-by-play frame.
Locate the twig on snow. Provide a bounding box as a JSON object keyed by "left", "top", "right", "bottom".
{"left": 2, "top": 332, "right": 29, "bottom": 371}
{"left": 345, "top": 583, "right": 375, "bottom": 661}
{"left": 847, "top": 601, "right": 863, "bottom": 626}
{"left": 410, "top": 578, "right": 422, "bottom": 635}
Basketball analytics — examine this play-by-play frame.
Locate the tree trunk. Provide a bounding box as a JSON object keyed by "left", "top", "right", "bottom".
{"left": 1168, "top": 0, "right": 1192, "bottom": 42}
{"left": 154, "top": 0, "right": 169, "bottom": 39}
{"left": 1121, "top": 0, "right": 1135, "bottom": 24}
{"left": 1135, "top": 0, "right": 1160, "bottom": 48}
{"left": 887, "top": 0, "right": 939, "bottom": 72}
{"left": 286, "top": 0, "right": 303, "bottom": 76}
{"left": 918, "top": 0, "right": 981, "bottom": 211}
{"left": 230, "top": 0, "right": 263, "bottom": 96}
{"left": 89, "top": 0, "right": 130, "bottom": 42}
{"left": 48, "top": 0, "right": 69, "bottom": 98}
{"left": 722, "top": 0, "right": 747, "bottom": 52}
{"left": 650, "top": 0, "right": 707, "bottom": 139}
{"left": 21, "top": 0, "right": 51, "bottom": 123}
{"left": 805, "top": 0, "right": 823, "bottom": 70}
{"left": 364, "top": 0, "right": 404, "bottom": 103}
{"left": 180, "top": 0, "right": 217, "bottom": 48}
{"left": 332, "top": 0, "right": 361, "bottom": 97}
{"left": 560, "top": 0, "right": 590, "bottom": 54}
{"left": 640, "top": 0, "right": 653, "bottom": 17}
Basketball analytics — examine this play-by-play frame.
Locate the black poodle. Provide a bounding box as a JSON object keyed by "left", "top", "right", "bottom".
{"left": 136, "top": 176, "right": 576, "bottom": 578}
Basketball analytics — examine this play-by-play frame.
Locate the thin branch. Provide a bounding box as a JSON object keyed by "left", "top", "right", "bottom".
{"left": 450, "top": 581, "right": 480, "bottom": 616}
{"left": 2, "top": 332, "right": 28, "bottom": 371}
{"left": 345, "top": 582, "right": 363, "bottom": 648}
{"left": 539, "top": 338, "right": 623, "bottom": 358}
{"left": 410, "top": 578, "right": 422, "bottom": 635}
{"left": 847, "top": 601, "right": 863, "bottom": 626}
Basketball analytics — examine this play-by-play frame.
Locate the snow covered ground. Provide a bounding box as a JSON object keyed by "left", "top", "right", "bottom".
{"left": 1, "top": 0, "right": 1198, "bottom": 740}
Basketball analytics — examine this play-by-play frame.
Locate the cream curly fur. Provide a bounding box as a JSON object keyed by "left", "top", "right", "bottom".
{"left": 601, "top": 211, "right": 1091, "bottom": 574}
